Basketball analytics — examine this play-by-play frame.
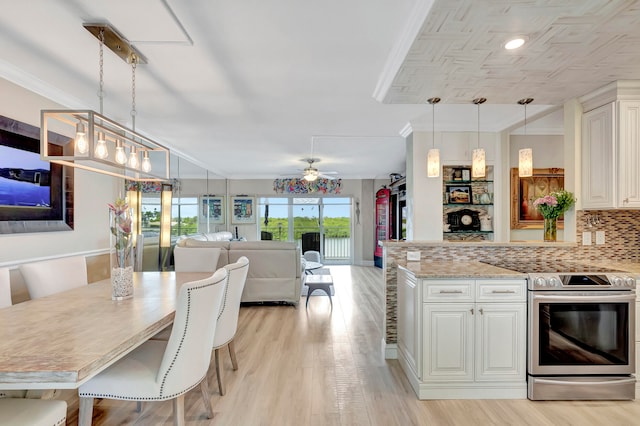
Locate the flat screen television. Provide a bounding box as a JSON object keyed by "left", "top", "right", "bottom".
{"left": 0, "top": 115, "right": 73, "bottom": 233}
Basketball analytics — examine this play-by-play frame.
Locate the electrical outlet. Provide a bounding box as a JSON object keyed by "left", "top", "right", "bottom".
{"left": 407, "top": 251, "right": 421, "bottom": 261}
{"left": 595, "top": 231, "right": 605, "bottom": 245}
{"left": 582, "top": 231, "right": 592, "bottom": 246}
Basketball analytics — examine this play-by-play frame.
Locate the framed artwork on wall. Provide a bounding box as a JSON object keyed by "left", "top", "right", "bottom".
{"left": 230, "top": 196, "right": 255, "bottom": 224}
{"left": 200, "top": 195, "right": 225, "bottom": 224}
{"left": 447, "top": 185, "right": 472, "bottom": 204}
{"left": 510, "top": 167, "right": 565, "bottom": 229}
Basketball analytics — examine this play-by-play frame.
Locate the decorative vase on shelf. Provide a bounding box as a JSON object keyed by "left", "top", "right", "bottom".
{"left": 109, "top": 199, "right": 134, "bottom": 300}
{"left": 543, "top": 217, "right": 557, "bottom": 242}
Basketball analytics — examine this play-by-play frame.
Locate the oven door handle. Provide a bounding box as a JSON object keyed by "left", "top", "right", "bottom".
{"left": 533, "top": 377, "right": 637, "bottom": 386}
{"left": 532, "top": 294, "right": 636, "bottom": 303}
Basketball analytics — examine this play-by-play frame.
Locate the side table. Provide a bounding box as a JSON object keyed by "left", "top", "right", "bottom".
{"left": 304, "top": 274, "right": 333, "bottom": 309}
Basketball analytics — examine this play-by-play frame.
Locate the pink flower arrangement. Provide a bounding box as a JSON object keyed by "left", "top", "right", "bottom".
{"left": 532, "top": 190, "right": 576, "bottom": 219}
{"left": 109, "top": 198, "right": 133, "bottom": 268}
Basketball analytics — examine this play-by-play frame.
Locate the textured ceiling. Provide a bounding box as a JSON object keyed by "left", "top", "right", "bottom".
{"left": 379, "top": 0, "right": 640, "bottom": 105}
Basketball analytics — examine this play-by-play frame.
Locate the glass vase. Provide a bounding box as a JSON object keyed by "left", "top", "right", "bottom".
{"left": 543, "top": 217, "right": 557, "bottom": 242}
{"left": 110, "top": 208, "right": 134, "bottom": 300}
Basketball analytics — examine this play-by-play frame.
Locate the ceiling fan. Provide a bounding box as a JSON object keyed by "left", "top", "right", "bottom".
{"left": 300, "top": 158, "right": 338, "bottom": 181}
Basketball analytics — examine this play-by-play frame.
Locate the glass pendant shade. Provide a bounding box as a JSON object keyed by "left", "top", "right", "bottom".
{"left": 128, "top": 146, "right": 139, "bottom": 169}
{"left": 472, "top": 148, "right": 486, "bottom": 178}
{"left": 114, "top": 139, "right": 127, "bottom": 165}
{"left": 75, "top": 122, "right": 88, "bottom": 155}
{"left": 141, "top": 151, "right": 152, "bottom": 173}
{"left": 518, "top": 148, "right": 533, "bottom": 177}
{"left": 94, "top": 132, "right": 108, "bottom": 159}
{"left": 427, "top": 148, "right": 440, "bottom": 177}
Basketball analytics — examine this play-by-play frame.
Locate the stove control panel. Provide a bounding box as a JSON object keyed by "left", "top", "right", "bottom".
{"left": 528, "top": 273, "right": 636, "bottom": 290}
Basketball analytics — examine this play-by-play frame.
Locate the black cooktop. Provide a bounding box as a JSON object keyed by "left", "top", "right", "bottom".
{"left": 480, "top": 260, "right": 623, "bottom": 274}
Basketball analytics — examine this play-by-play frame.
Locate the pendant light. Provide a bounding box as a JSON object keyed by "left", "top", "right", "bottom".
{"left": 518, "top": 98, "right": 534, "bottom": 177}
{"left": 41, "top": 23, "right": 170, "bottom": 181}
{"left": 472, "top": 98, "right": 486, "bottom": 178}
{"left": 427, "top": 97, "right": 441, "bottom": 178}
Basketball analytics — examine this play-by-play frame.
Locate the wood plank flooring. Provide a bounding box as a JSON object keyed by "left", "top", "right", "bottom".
{"left": 64, "top": 265, "right": 640, "bottom": 425}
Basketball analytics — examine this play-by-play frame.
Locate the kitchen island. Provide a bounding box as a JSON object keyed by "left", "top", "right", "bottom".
{"left": 397, "top": 261, "right": 528, "bottom": 399}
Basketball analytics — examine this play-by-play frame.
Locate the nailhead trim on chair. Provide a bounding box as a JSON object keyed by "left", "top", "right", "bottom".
{"left": 79, "top": 278, "right": 220, "bottom": 401}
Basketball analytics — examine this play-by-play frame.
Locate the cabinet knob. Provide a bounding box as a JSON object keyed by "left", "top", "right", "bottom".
{"left": 624, "top": 198, "right": 629, "bottom": 203}
{"left": 479, "top": 308, "right": 484, "bottom": 315}
{"left": 470, "top": 308, "right": 474, "bottom": 315}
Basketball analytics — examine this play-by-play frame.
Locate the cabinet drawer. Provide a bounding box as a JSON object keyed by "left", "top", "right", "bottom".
{"left": 423, "top": 280, "right": 474, "bottom": 302}
{"left": 476, "top": 280, "right": 526, "bottom": 302}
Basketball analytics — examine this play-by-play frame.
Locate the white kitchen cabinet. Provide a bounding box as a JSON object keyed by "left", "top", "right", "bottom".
{"left": 397, "top": 267, "right": 421, "bottom": 379}
{"left": 423, "top": 303, "right": 474, "bottom": 382}
{"left": 582, "top": 101, "right": 640, "bottom": 209}
{"left": 475, "top": 303, "right": 526, "bottom": 382}
{"left": 396, "top": 268, "right": 527, "bottom": 399}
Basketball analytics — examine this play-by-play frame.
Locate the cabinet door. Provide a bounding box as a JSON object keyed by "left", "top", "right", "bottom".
{"left": 397, "top": 269, "right": 420, "bottom": 378}
{"left": 618, "top": 101, "right": 640, "bottom": 208}
{"left": 423, "top": 303, "right": 474, "bottom": 382}
{"left": 582, "top": 102, "right": 616, "bottom": 209}
{"left": 475, "top": 303, "right": 526, "bottom": 382}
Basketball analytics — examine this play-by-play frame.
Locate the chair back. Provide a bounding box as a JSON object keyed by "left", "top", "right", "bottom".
{"left": 213, "top": 256, "right": 249, "bottom": 348}
{"left": 0, "top": 268, "right": 11, "bottom": 308}
{"left": 156, "top": 268, "right": 228, "bottom": 396}
{"left": 174, "top": 246, "right": 221, "bottom": 272}
{"left": 303, "top": 250, "right": 321, "bottom": 263}
{"left": 19, "top": 256, "right": 88, "bottom": 299}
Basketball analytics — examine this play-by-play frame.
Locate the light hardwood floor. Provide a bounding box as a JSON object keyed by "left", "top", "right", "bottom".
{"left": 66, "top": 265, "right": 640, "bottom": 425}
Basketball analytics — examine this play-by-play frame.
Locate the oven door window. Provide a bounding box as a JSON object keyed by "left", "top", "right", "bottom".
{"left": 539, "top": 302, "right": 629, "bottom": 366}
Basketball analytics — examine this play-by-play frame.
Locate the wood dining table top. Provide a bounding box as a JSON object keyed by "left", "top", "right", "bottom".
{"left": 0, "top": 271, "right": 210, "bottom": 389}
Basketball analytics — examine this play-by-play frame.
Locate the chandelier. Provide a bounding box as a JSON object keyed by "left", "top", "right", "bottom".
{"left": 40, "top": 24, "right": 169, "bottom": 181}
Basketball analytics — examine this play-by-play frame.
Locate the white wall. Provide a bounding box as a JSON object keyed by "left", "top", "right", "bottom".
{"left": 0, "top": 78, "right": 118, "bottom": 266}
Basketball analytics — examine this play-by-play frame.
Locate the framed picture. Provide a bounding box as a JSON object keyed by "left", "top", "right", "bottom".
{"left": 200, "top": 196, "right": 225, "bottom": 224}
{"left": 447, "top": 185, "right": 472, "bottom": 204}
{"left": 510, "top": 168, "right": 565, "bottom": 229}
{"left": 230, "top": 196, "right": 255, "bottom": 224}
{"left": 451, "top": 167, "right": 471, "bottom": 181}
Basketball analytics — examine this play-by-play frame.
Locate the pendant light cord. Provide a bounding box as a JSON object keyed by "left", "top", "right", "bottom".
{"left": 131, "top": 56, "right": 137, "bottom": 132}
{"left": 98, "top": 29, "right": 105, "bottom": 115}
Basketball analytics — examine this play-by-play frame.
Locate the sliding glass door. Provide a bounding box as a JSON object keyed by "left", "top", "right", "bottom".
{"left": 259, "top": 197, "right": 351, "bottom": 263}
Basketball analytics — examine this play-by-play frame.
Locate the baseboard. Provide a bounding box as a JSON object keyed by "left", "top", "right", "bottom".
{"left": 383, "top": 340, "right": 397, "bottom": 359}
{"left": 361, "top": 260, "right": 375, "bottom": 267}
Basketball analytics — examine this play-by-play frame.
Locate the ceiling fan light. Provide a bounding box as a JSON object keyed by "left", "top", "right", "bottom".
{"left": 303, "top": 168, "right": 319, "bottom": 181}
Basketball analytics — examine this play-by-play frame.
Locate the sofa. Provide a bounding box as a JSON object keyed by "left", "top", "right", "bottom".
{"left": 176, "top": 239, "right": 303, "bottom": 305}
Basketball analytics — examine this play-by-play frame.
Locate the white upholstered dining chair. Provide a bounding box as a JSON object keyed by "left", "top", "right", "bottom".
{"left": 213, "top": 256, "right": 249, "bottom": 396}
{"left": 0, "top": 398, "right": 67, "bottom": 426}
{"left": 19, "top": 255, "right": 88, "bottom": 299}
{"left": 173, "top": 246, "right": 221, "bottom": 272}
{"left": 0, "top": 267, "right": 11, "bottom": 308}
{"left": 78, "top": 268, "right": 228, "bottom": 426}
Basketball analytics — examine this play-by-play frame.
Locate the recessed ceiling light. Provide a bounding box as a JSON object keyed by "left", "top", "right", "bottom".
{"left": 504, "top": 37, "right": 526, "bottom": 50}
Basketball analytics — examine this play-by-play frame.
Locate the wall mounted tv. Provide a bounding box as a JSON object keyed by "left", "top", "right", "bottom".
{"left": 0, "top": 115, "right": 74, "bottom": 234}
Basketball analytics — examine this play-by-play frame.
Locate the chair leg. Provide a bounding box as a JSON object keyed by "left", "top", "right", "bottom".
{"left": 215, "top": 348, "right": 225, "bottom": 396}
{"left": 228, "top": 340, "right": 238, "bottom": 371}
{"left": 173, "top": 394, "right": 185, "bottom": 426}
{"left": 78, "top": 397, "right": 94, "bottom": 426}
{"left": 200, "top": 378, "right": 214, "bottom": 419}
{"left": 136, "top": 401, "right": 142, "bottom": 412}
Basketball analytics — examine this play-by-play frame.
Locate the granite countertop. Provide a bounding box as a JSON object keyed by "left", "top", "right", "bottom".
{"left": 593, "top": 262, "right": 640, "bottom": 275}
{"left": 398, "top": 261, "right": 527, "bottom": 279}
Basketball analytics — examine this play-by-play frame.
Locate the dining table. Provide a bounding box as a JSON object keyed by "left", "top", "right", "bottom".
{"left": 0, "top": 271, "right": 210, "bottom": 390}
